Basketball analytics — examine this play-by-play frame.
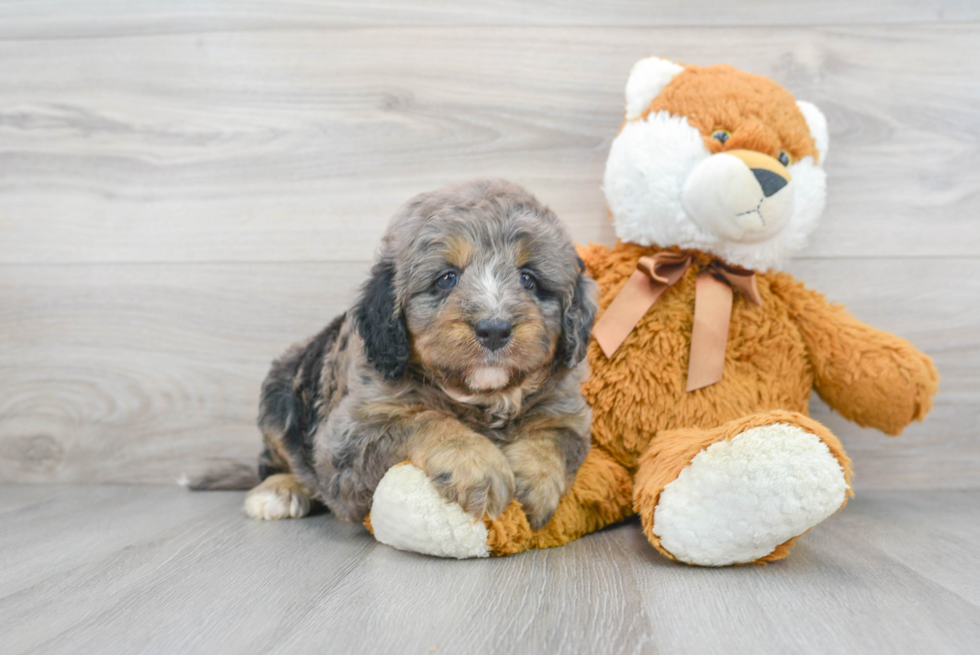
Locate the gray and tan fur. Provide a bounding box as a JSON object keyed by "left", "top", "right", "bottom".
{"left": 244, "top": 179, "right": 598, "bottom": 530}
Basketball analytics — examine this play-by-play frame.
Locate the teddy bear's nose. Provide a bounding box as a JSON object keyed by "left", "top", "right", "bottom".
{"left": 751, "top": 168, "right": 789, "bottom": 197}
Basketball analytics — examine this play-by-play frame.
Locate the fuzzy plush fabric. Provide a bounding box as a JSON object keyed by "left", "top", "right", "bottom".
{"left": 643, "top": 415, "right": 850, "bottom": 566}
{"left": 366, "top": 59, "right": 939, "bottom": 566}
{"left": 370, "top": 463, "right": 492, "bottom": 558}
{"left": 473, "top": 240, "right": 937, "bottom": 562}
{"left": 624, "top": 57, "right": 685, "bottom": 120}
{"left": 604, "top": 60, "right": 829, "bottom": 272}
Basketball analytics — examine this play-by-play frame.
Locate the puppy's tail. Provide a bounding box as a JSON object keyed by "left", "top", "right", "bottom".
{"left": 178, "top": 461, "right": 259, "bottom": 491}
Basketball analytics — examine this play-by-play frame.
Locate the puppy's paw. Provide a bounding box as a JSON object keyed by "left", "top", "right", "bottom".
{"left": 414, "top": 438, "right": 515, "bottom": 520}
{"left": 514, "top": 474, "right": 563, "bottom": 531}
{"left": 506, "top": 440, "right": 568, "bottom": 530}
{"left": 244, "top": 473, "right": 312, "bottom": 520}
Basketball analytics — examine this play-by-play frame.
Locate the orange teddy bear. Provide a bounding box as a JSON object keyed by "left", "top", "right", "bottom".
{"left": 367, "top": 58, "right": 939, "bottom": 566}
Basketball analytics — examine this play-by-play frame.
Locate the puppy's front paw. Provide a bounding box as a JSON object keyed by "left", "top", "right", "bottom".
{"left": 413, "top": 439, "right": 515, "bottom": 519}
{"left": 515, "top": 474, "right": 563, "bottom": 531}
{"left": 506, "top": 441, "right": 567, "bottom": 530}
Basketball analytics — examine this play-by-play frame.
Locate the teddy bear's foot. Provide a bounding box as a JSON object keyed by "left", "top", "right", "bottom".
{"left": 638, "top": 413, "right": 851, "bottom": 566}
{"left": 367, "top": 448, "right": 635, "bottom": 558}
{"left": 368, "top": 463, "right": 493, "bottom": 558}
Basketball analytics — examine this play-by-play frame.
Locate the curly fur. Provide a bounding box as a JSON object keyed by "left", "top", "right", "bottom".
{"left": 246, "top": 179, "right": 598, "bottom": 528}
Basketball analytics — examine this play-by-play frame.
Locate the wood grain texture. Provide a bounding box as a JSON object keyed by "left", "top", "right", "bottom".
{"left": 0, "top": 0, "right": 977, "bottom": 35}
{"left": 1, "top": 485, "right": 979, "bottom": 655}
{"left": 0, "top": 5, "right": 977, "bottom": 491}
{"left": 1, "top": 258, "right": 976, "bottom": 488}
{"left": 0, "top": 24, "right": 978, "bottom": 263}
{"left": 0, "top": 261, "right": 370, "bottom": 485}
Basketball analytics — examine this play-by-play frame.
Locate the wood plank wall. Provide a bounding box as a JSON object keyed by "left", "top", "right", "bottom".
{"left": 1, "top": 1, "right": 977, "bottom": 488}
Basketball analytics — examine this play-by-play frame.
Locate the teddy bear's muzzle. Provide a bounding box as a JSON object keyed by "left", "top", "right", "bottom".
{"left": 681, "top": 149, "right": 794, "bottom": 244}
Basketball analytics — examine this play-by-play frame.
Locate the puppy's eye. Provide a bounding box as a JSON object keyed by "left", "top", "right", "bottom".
{"left": 777, "top": 150, "right": 791, "bottom": 166}
{"left": 711, "top": 130, "right": 730, "bottom": 144}
{"left": 436, "top": 271, "right": 459, "bottom": 290}
{"left": 519, "top": 270, "right": 537, "bottom": 291}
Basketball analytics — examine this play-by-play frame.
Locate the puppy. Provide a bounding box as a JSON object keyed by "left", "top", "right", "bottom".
{"left": 244, "top": 179, "right": 597, "bottom": 530}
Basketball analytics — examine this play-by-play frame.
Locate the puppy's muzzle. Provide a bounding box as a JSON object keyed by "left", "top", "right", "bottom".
{"left": 473, "top": 318, "right": 512, "bottom": 352}
{"left": 681, "top": 149, "right": 794, "bottom": 244}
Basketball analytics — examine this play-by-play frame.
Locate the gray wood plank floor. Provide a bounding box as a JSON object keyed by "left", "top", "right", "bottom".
{"left": 2, "top": 23, "right": 977, "bottom": 264}
{"left": 1, "top": 4, "right": 976, "bottom": 652}
{"left": 1, "top": 258, "right": 975, "bottom": 489}
{"left": 1, "top": 15, "right": 978, "bottom": 488}
{"left": 1, "top": 0, "right": 977, "bottom": 32}
{"left": 1, "top": 485, "right": 978, "bottom": 655}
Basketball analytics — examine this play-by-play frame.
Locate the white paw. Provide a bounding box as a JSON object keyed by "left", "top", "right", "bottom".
{"left": 370, "top": 464, "right": 490, "bottom": 559}
{"left": 653, "top": 423, "right": 848, "bottom": 566}
{"left": 243, "top": 486, "right": 310, "bottom": 520}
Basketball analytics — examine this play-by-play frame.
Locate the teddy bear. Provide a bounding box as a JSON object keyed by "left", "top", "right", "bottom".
{"left": 364, "top": 57, "right": 939, "bottom": 566}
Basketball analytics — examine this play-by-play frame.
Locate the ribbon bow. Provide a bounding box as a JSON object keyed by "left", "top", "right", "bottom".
{"left": 592, "top": 251, "right": 763, "bottom": 392}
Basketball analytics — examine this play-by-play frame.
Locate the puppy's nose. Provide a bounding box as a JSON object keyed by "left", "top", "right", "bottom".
{"left": 474, "top": 319, "right": 512, "bottom": 352}
{"left": 751, "top": 168, "right": 788, "bottom": 197}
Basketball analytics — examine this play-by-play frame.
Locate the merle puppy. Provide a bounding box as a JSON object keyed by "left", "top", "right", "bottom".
{"left": 245, "top": 179, "right": 597, "bottom": 530}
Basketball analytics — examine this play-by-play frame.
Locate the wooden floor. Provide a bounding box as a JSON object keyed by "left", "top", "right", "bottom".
{"left": 1, "top": 485, "right": 978, "bottom": 655}
{"left": 1, "top": 2, "right": 978, "bottom": 491}
{"left": 1, "top": 3, "right": 978, "bottom": 652}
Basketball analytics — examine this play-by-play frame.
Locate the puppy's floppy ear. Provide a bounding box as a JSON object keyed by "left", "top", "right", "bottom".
{"left": 354, "top": 257, "right": 410, "bottom": 380}
{"left": 558, "top": 257, "right": 598, "bottom": 368}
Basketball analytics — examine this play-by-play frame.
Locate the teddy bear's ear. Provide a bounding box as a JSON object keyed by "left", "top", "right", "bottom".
{"left": 625, "top": 57, "right": 684, "bottom": 120}
{"left": 796, "top": 100, "right": 830, "bottom": 164}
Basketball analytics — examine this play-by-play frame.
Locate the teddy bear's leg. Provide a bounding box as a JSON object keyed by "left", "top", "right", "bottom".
{"left": 367, "top": 447, "right": 633, "bottom": 558}
{"left": 492, "top": 446, "right": 634, "bottom": 555}
{"left": 633, "top": 410, "right": 853, "bottom": 567}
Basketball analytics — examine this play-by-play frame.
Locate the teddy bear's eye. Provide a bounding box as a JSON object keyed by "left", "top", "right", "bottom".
{"left": 778, "top": 150, "right": 791, "bottom": 166}
{"left": 711, "top": 130, "right": 730, "bottom": 144}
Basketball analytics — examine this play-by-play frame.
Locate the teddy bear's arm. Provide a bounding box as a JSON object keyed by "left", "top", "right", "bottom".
{"left": 771, "top": 273, "right": 939, "bottom": 435}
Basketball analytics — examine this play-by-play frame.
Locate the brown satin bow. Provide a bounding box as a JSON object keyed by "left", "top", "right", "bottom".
{"left": 592, "top": 251, "right": 763, "bottom": 392}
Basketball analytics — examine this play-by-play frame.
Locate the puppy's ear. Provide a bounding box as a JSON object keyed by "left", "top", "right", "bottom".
{"left": 354, "top": 258, "right": 410, "bottom": 380}
{"left": 558, "top": 257, "right": 598, "bottom": 368}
